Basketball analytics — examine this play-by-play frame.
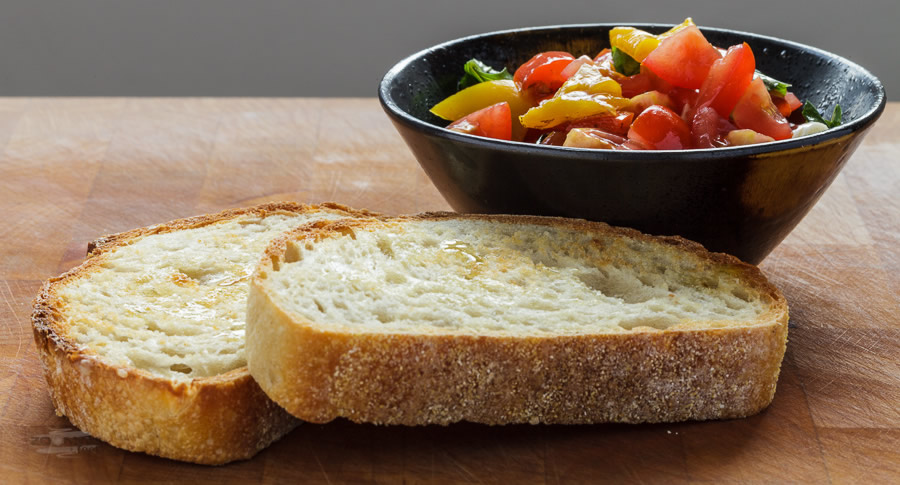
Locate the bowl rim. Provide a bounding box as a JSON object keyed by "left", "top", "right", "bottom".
{"left": 379, "top": 22, "right": 886, "bottom": 161}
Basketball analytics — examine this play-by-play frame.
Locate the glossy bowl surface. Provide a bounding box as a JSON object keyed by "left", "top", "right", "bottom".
{"left": 379, "top": 24, "right": 885, "bottom": 263}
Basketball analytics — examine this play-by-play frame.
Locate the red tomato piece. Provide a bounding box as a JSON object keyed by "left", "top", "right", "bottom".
{"left": 563, "top": 111, "right": 635, "bottom": 136}
{"left": 784, "top": 92, "right": 802, "bottom": 112}
{"left": 642, "top": 25, "right": 722, "bottom": 89}
{"left": 513, "top": 51, "right": 576, "bottom": 100}
{"left": 645, "top": 67, "right": 675, "bottom": 93}
{"left": 622, "top": 139, "right": 649, "bottom": 150}
{"left": 593, "top": 48, "right": 612, "bottom": 65}
{"left": 522, "top": 128, "right": 544, "bottom": 144}
{"left": 537, "top": 131, "right": 568, "bottom": 146}
{"left": 560, "top": 55, "right": 594, "bottom": 80}
{"left": 691, "top": 106, "right": 721, "bottom": 149}
{"left": 618, "top": 72, "right": 656, "bottom": 98}
{"left": 696, "top": 42, "right": 756, "bottom": 118}
{"left": 627, "top": 105, "right": 692, "bottom": 150}
{"left": 732, "top": 78, "right": 792, "bottom": 140}
{"left": 667, "top": 87, "right": 699, "bottom": 117}
{"left": 717, "top": 114, "right": 737, "bottom": 134}
{"left": 446, "top": 102, "right": 512, "bottom": 140}
{"left": 773, "top": 91, "right": 803, "bottom": 117}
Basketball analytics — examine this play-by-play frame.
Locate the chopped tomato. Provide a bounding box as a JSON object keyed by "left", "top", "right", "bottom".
{"left": 667, "top": 87, "right": 700, "bottom": 116}
{"left": 513, "top": 51, "right": 576, "bottom": 101}
{"left": 627, "top": 105, "right": 692, "bottom": 150}
{"left": 618, "top": 72, "right": 656, "bottom": 98}
{"left": 691, "top": 106, "right": 721, "bottom": 148}
{"left": 622, "top": 138, "right": 650, "bottom": 150}
{"left": 696, "top": 42, "right": 756, "bottom": 118}
{"left": 560, "top": 55, "right": 595, "bottom": 80}
{"left": 536, "top": 131, "right": 568, "bottom": 146}
{"left": 593, "top": 48, "right": 612, "bottom": 65}
{"left": 784, "top": 92, "right": 802, "bottom": 113}
{"left": 563, "top": 111, "right": 634, "bottom": 136}
{"left": 773, "top": 91, "right": 803, "bottom": 117}
{"left": 732, "top": 78, "right": 792, "bottom": 140}
{"left": 644, "top": 67, "right": 675, "bottom": 93}
{"left": 446, "top": 102, "right": 512, "bottom": 140}
{"left": 718, "top": 114, "right": 738, "bottom": 134}
{"left": 642, "top": 25, "right": 722, "bottom": 89}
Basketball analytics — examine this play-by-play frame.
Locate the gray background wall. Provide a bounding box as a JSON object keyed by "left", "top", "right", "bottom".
{"left": 1, "top": 0, "right": 896, "bottom": 98}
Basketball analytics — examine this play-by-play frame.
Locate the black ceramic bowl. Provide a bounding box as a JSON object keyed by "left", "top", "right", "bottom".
{"left": 379, "top": 24, "right": 885, "bottom": 264}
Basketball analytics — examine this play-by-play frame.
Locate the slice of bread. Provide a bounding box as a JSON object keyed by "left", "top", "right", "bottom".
{"left": 246, "top": 213, "right": 789, "bottom": 426}
{"left": 32, "top": 202, "right": 375, "bottom": 464}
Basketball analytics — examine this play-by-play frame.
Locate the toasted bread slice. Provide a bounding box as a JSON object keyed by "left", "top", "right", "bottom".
{"left": 32, "top": 202, "right": 375, "bottom": 464}
{"left": 247, "top": 213, "right": 788, "bottom": 426}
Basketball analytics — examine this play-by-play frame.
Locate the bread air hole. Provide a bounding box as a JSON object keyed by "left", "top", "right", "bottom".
{"left": 700, "top": 277, "right": 719, "bottom": 289}
{"left": 377, "top": 237, "right": 394, "bottom": 258}
{"left": 385, "top": 271, "right": 406, "bottom": 284}
{"left": 575, "top": 270, "right": 653, "bottom": 304}
{"left": 732, "top": 287, "right": 751, "bottom": 301}
{"left": 169, "top": 363, "right": 192, "bottom": 374}
{"left": 313, "top": 299, "right": 326, "bottom": 313}
{"left": 176, "top": 267, "right": 217, "bottom": 282}
{"left": 724, "top": 298, "right": 745, "bottom": 311}
{"left": 283, "top": 242, "right": 302, "bottom": 264}
{"left": 375, "top": 310, "right": 393, "bottom": 323}
{"left": 637, "top": 274, "right": 662, "bottom": 288}
{"left": 159, "top": 347, "right": 187, "bottom": 358}
{"left": 270, "top": 255, "right": 281, "bottom": 271}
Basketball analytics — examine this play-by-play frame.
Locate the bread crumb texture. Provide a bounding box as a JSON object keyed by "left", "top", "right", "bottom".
{"left": 269, "top": 219, "right": 769, "bottom": 336}
{"left": 56, "top": 210, "right": 346, "bottom": 379}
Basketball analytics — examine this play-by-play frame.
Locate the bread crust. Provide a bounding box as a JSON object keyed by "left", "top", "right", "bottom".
{"left": 31, "top": 202, "right": 376, "bottom": 464}
{"left": 247, "top": 213, "right": 789, "bottom": 425}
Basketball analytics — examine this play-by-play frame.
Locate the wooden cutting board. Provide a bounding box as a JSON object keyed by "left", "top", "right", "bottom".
{"left": 0, "top": 98, "right": 897, "bottom": 484}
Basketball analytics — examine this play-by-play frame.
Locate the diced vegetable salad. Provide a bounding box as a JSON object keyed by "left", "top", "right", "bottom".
{"left": 431, "top": 19, "right": 841, "bottom": 150}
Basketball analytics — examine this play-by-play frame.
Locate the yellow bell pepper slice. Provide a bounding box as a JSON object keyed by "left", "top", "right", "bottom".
{"left": 558, "top": 62, "right": 623, "bottom": 97}
{"left": 609, "top": 18, "right": 695, "bottom": 62}
{"left": 519, "top": 64, "right": 627, "bottom": 130}
{"left": 430, "top": 80, "right": 531, "bottom": 141}
{"left": 520, "top": 93, "right": 629, "bottom": 130}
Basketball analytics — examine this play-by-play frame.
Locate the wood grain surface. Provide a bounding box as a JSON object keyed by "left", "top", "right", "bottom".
{"left": 0, "top": 98, "right": 897, "bottom": 484}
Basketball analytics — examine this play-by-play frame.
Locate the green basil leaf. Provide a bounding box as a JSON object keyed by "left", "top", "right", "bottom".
{"left": 802, "top": 101, "right": 843, "bottom": 128}
{"left": 458, "top": 59, "right": 513, "bottom": 90}
{"left": 757, "top": 71, "right": 791, "bottom": 97}
{"left": 611, "top": 47, "right": 641, "bottom": 77}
